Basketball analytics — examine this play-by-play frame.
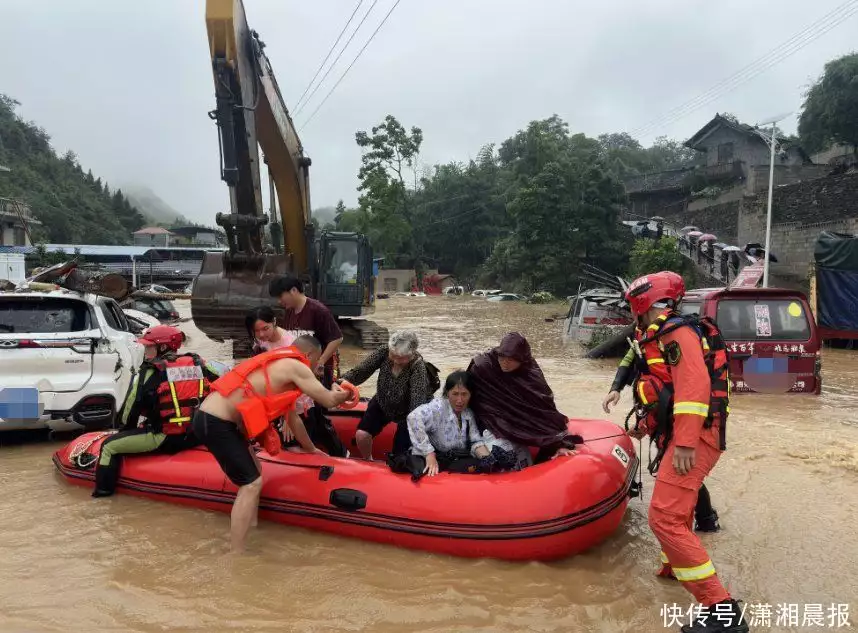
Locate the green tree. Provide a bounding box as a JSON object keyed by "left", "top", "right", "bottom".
{"left": 627, "top": 236, "right": 696, "bottom": 287}
{"left": 354, "top": 115, "right": 423, "bottom": 266}
{"left": 798, "top": 53, "right": 858, "bottom": 155}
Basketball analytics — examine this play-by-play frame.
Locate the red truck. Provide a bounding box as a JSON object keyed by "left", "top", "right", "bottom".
{"left": 679, "top": 287, "right": 822, "bottom": 395}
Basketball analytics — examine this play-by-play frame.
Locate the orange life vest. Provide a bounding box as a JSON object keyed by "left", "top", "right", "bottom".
{"left": 154, "top": 354, "right": 212, "bottom": 435}
{"left": 630, "top": 310, "right": 730, "bottom": 473}
{"left": 210, "top": 346, "right": 310, "bottom": 441}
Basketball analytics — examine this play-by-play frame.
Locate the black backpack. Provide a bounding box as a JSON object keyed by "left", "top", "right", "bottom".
{"left": 419, "top": 355, "right": 441, "bottom": 394}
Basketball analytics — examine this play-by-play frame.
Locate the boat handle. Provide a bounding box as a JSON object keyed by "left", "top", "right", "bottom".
{"left": 329, "top": 488, "right": 367, "bottom": 512}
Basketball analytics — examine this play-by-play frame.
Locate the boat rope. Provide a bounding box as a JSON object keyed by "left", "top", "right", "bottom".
{"left": 69, "top": 430, "right": 118, "bottom": 469}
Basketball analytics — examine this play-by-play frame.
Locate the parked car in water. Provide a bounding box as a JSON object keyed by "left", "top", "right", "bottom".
{"left": 122, "top": 297, "right": 180, "bottom": 323}
{"left": 487, "top": 293, "right": 527, "bottom": 302}
{"left": 140, "top": 284, "right": 174, "bottom": 295}
{"left": 0, "top": 289, "right": 145, "bottom": 431}
{"left": 565, "top": 289, "right": 632, "bottom": 344}
{"left": 680, "top": 287, "right": 821, "bottom": 395}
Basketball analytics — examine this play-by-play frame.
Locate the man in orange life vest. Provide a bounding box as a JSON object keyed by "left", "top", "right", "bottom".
{"left": 193, "top": 335, "right": 353, "bottom": 553}
{"left": 625, "top": 271, "right": 749, "bottom": 633}
{"left": 92, "top": 325, "right": 222, "bottom": 498}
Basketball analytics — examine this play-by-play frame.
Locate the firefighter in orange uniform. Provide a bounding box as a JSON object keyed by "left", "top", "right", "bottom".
{"left": 625, "top": 272, "right": 749, "bottom": 633}
{"left": 92, "top": 325, "right": 222, "bottom": 497}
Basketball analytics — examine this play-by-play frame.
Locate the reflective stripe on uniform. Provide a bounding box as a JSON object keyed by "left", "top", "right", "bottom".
{"left": 119, "top": 368, "right": 154, "bottom": 427}
{"left": 638, "top": 381, "right": 650, "bottom": 405}
{"left": 672, "top": 559, "right": 717, "bottom": 582}
{"left": 167, "top": 378, "right": 204, "bottom": 426}
{"left": 674, "top": 401, "right": 709, "bottom": 417}
{"left": 168, "top": 381, "right": 182, "bottom": 419}
{"left": 660, "top": 551, "right": 670, "bottom": 564}
{"left": 647, "top": 357, "right": 665, "bottom": 365}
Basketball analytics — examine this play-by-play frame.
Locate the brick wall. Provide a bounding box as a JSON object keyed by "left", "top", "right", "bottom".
{"left": 738, "top": 172, "right": 858, "bottom": 286}
{"left": 746, "top": 164, "right": 833, "bottom": 194}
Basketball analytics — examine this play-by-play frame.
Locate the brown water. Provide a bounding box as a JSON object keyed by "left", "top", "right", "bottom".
{"left": 2, "top": 297, "right": 857, "bottom": 632}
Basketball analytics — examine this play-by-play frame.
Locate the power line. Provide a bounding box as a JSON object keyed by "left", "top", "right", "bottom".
{"left": 631, "top": 0, "right": 858, "bottom": 137}
{"left": 299, "top": 0, "right": 404, "bottom": 130}
{"left": 630, "top": 0, "right": 858, "bottom": 138}
{"left": 293, "top": 0, "right": 365, "bottom": 113}
{"left": 293, "top": 0, "right": 381, "bottom": 118}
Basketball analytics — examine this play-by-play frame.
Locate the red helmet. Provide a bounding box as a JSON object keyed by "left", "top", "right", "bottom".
{"left": 625, "top": 271, "right": 685, "bottom": 315}
{"left": 138, "top": 325, "right": 184, "bottom": 352}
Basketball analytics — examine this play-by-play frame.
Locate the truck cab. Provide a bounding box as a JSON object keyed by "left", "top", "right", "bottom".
{"left": 680, "top": 287, "right": 821, "bottom": 395}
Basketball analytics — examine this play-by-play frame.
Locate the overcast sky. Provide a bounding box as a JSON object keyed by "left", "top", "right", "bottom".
{"left": 1, "top": 0, "right": 856, "bottom": 226}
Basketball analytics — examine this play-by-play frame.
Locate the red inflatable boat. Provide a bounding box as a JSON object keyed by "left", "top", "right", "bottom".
{"left": 53, "top": 402, "right": 639, "bottom": 561}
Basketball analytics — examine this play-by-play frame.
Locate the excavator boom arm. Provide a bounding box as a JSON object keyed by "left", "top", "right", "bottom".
{"left": 205, "top": 0, "right": 311, "bottom": 271}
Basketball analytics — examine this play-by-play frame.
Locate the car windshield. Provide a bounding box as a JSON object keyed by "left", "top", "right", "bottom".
{"left": 0, "top": 298, "right": 91, "bottom": 333}
{"left": 716, "top": 298, "right": 811, "bottom": 341}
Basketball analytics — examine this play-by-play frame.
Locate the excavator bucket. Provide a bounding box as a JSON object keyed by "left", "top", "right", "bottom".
{"left": 190, "top": 251, "right": 294, "bottom": 346}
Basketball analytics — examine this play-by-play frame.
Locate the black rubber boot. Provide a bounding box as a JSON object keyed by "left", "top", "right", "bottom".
{"left": 91, "top": 462, "right": 119, "bottom": 498}
{"left": 680, "top": 599, "right": 749, "bottom": 633}
{"left": 695, "top": 510, "right": 721, "bottom": 533}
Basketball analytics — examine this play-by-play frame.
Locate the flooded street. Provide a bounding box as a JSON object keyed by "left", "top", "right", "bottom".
{"left": 2, "top": 296, "right": 857, "bottom": 632}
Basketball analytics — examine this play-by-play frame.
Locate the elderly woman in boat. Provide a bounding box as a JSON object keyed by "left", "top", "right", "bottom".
{"left": 467, "top": 332, "right": 577, "bottom": 468}
{"left": 341, "top": 329, "right": 433, "bottom": 459}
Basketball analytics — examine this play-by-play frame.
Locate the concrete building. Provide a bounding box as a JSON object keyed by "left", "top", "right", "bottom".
{"left": 133, "top": 226, "right": 174, "bottom": 247}
{"left": 0, "top": 198, "right": 41, "bottom": 247}
{"left": 623, "top": 113, "right": 833, "bottom": 241}
{"left": 168, "top": 225, "right": 223, "bottom": 246}
{"left": 377, "top": 268, "right": 416, "bottom": 293}
{"left": 684, "top": 113, "right": 810, "bottom": 168}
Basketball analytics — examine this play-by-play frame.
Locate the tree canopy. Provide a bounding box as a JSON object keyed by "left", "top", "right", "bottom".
{"left": 798, "top": 52, "right": 858, "bottom": 155}
{"left": 339, "top": 113, "right": 701, "bottom": 294}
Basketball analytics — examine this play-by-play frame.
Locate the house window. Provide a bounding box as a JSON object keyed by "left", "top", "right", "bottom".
{"left": 717, "top": 142, "right": 734, "bottom": 164}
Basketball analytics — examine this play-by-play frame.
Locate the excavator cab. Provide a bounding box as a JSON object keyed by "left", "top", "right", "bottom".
{"left": 314, "top": 231, "right": 375, "bottom": 318}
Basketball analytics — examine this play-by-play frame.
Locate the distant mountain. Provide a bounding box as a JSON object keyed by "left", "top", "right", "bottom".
{"left": 121, "top": 184, "right": 191, "bottom": 226}
{"left": 0, "top": 94, "right": 146, "bottom": 245}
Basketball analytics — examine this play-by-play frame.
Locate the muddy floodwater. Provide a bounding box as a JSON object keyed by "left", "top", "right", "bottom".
{"left": 2, "top": 297, "right": 857, "bottom": 632}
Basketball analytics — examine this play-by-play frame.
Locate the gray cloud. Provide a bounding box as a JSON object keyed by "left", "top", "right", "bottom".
{"left": 1, "top": 0, "right": 855, "bottom": 227}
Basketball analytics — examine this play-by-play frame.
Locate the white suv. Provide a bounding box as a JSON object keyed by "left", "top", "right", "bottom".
{"left": 0, "top": 290, "right": 145, "bottom": 432}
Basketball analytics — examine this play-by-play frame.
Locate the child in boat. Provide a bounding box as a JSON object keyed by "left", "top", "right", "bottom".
{"left": 467, "top": 332, "right": 576, "bottom": 466}
{"left": 405, "top": 370, "right": 489, "bottom": 476}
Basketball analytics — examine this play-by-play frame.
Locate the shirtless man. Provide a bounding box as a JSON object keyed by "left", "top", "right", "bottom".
{"left": 192, "top": 335, "right": 351, "bottom": 553}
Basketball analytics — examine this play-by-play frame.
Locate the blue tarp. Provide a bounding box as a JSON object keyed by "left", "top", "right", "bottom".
{"left": 817, "top": 268, "right": 858, "bottom": 332}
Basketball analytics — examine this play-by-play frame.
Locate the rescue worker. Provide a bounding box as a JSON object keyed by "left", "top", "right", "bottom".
{"left": 604, "top": 345, "right": 721, "bottom": 535}
{"left": 192, "top": 335, "right": 355, "bottom": 553}
{"left": 92, "top": 325, "right": 222, "bottom": 498}
{"left": 624, "top": 271, "right": 748, "bottom": 633}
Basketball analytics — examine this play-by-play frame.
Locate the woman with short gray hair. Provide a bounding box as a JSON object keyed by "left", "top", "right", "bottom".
{"left": 340, "top": 330, "right": 433, "bottom": 459}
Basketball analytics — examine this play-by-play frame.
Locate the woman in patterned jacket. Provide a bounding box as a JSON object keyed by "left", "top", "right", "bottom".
{"left": 341, "top": 330, "right": 432, "bottom": 459}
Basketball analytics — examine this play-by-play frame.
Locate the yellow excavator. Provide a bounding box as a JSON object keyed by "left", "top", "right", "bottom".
{"left": 192, "top": 0, "right": 388, "bottom": 357}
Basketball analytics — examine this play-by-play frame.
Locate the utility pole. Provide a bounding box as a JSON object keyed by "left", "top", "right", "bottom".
{"left": 754, "top": 112, "right": 791, "bottom": 288}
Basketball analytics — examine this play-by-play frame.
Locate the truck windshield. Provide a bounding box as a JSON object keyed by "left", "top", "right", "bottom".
{"left": 715, "top": 298, "right": 811, "bottom": 341}
{"left": 679, "top": 301, "right": 701, "bottom": 316}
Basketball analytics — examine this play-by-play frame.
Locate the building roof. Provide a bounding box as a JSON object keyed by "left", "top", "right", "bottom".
{"left": 0, "top": 244, "right": 227, "bottom": 258}
{"left": 685, "top": 114, "right": 792, "bottom": 151}
{"left": 168, "top": 225, "right": 222, "bottom": 238}
{"left": 133, "top": 226, "right": 173, "bottom": 235}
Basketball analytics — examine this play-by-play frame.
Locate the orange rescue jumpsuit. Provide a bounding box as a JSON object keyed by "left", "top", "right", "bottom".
{"left": 648, "top": 324, "right": 731, "bottom": 607}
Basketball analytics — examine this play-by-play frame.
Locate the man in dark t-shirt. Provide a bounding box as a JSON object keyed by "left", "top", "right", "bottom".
{"left": 268, "top": 275, "right": 343, "bottom": 388}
